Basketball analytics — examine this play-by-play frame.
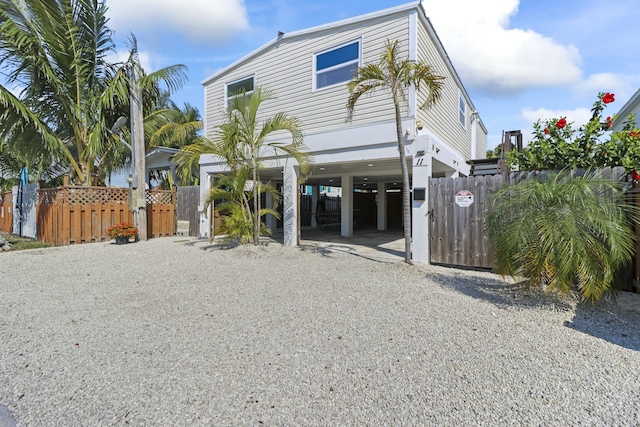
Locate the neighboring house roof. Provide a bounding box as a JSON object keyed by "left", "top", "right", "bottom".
{"left": 145, "top": 147, "right": 179, "bottom": 170}
{"left": 612, "top": 88, "right": 640, "bottom": 131}
{"left": 200, "top": 1, "right": 486, "bottom": 134}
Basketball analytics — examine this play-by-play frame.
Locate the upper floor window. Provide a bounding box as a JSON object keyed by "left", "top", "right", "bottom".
{"left": 459, "top": 92, "right": 467, "bottom": 129}
{"left": 314, "top": 40, "right": 360, "bottom": 90}
{"left": 226, "top": 75, "right": 254, "bottom": 104}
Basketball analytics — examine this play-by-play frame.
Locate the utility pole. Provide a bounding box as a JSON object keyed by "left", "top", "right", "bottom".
{"left": 129, "top": 64, "right": 147, "bottom": 240}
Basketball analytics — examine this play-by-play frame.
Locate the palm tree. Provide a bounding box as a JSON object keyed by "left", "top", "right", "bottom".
{"left": 176, "top": 87, "right": 311, "bottom": 245}
{"left": 347, "top": 39, "right": 444, "bottom": 264}
{"left": 149, "top": 101, "right": 203, "bottom": 149}
{"left": 205, "top": 167, "right": 281, "bottom": 243}
{"left": 0, "top": 0, "right": 186, "bottom": 186}
{"left": 487, "top": 171, "right": 638, "bottom": 301}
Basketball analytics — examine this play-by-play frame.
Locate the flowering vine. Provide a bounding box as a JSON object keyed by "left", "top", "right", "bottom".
{"left": 508, "top": 92, "right": 640, "bottom": 181}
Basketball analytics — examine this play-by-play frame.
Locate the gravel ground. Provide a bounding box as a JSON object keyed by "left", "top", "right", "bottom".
{"left": 0, "top": 237, "right": 639, "bottom": 426}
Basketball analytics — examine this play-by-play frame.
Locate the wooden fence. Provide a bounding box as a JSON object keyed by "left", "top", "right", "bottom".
{"left": 37, "top": 185, "right": 175, "bottom": 246}
{"left": 0, "top": 191, "right": 12, "bottom": 233}
{"left": 428, "top": 167, "right": 632, "bottom": 270}
{"left": 176, "top": 186, "right": 200, "bottom": 237}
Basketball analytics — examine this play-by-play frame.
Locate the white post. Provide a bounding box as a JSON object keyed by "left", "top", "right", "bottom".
{"left": 311, "top": 185, "right": 319, "bottom": 228}
{"left": 471, "top": 110, "right": 479, "bottom": 160}
{"left": 376, "top": 182, "right": 387, "bottom": 231}
{"left": 199, "top": 173, "right": 211, "bottom": 238}
{"left": 412, "top": 152, "right": 432, "bottom": 264}
{"left": 283, "top": 164, "right": 299, "bottom": 246}
{"left": 265, "top": 191, "right": 277, "bottom": 231}
{"left": 341, "top": 175, "right": 353, "bottom": 237}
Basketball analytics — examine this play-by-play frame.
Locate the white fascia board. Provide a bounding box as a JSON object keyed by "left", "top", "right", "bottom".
{"left": 201, "top": 1, "right": 421, "bottom": 86}
{"left": 614, "top": 88, "right": 640, "bottom": 124}
{"left": 416, "top": 131, "right": 470, "bottom": 175}
{"left": 304, "top": 119, "right": 400, "bottom": 153}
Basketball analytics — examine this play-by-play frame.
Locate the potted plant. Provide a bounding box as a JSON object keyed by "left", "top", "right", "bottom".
{"left": 105, "top": 222, "right": 138, "bottom": 244}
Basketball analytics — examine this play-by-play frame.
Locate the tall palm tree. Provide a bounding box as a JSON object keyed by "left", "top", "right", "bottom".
{"left": 176, "top": 87, "right": 311, "bottom": 245}
{"left": 347, "top": 39, "right": 444, "bottom": 264}
{"left": 0, "top": 0, "right": 186, "bottom": 186}
{"left": 487, "top": 171, "right": 638, "bottom": 301}
{"left": 149, "top": 101, "right": 203, "bottom": 149}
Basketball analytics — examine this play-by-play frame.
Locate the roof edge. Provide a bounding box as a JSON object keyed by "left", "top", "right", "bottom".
{"left": 614, "top": 88, "right": 640, "bottom": 123}
{"left": 201, "top": 1, "right": 422, "bottom": 85}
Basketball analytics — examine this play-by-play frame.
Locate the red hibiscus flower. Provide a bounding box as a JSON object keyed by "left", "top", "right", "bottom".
{"left": 632, "top": 170, "right": 640, "bottom": 182}
{"left": 630, "top": 131, "right": 639, "bottom": 138}
{"left": 606, "top": 117, "right": 612, "bottom": 128}
{"left": 543, "top": 128, "right": 549, "bottom": 135}
{"left": 556, "top": 118, "right": 567, "bottom": 129}
{"left": 602, "top": 93, "right": 615, "bottom": 104}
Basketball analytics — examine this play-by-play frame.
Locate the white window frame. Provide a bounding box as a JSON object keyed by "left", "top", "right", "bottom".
{"left": 313, "top": 39, "right": 361, "bottom": 92}
{"left": 225, "top": 75, "right": 255, "bottom": 106}
{"left": 458, "top": 91, "right": 467, "bottom": 130}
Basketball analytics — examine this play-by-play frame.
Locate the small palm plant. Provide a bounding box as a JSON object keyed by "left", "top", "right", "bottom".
{"left": 487, "top": 170, "right": 637, "bottom": 301}
{"left": 206, "top": 167, "right": 281, "bottom": 244}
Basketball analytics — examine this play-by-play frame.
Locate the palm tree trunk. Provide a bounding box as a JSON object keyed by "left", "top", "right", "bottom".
{"left": 252, "top": 161, "right": 260, "bottom": 246}
{"left": 394, "top": 101, "right": 413, "bottom": 264}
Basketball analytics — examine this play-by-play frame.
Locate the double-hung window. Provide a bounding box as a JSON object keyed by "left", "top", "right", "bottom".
{"left": 458, "top": 92, "right": 467, "bottom": 129}
{"left": 314, "top": 40, "right": 360, "bottom": 90}
{"left": 226, "top": 76, "right": 255, "bottom": 105}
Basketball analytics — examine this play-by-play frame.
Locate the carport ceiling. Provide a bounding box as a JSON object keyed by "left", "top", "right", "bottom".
{"left": 259, "top": 157, "right": 453, "bottom": 187}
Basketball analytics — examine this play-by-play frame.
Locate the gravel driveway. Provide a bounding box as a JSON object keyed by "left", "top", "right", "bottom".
{"left": 0, "top": 237, "right": 639, "bottom": 426}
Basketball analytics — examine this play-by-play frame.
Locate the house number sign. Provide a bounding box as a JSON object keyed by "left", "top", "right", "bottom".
{"left": 455, "top": 190, "right": 474, "bottom": 207}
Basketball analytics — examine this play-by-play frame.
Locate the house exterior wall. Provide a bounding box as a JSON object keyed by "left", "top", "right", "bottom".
{"left": 204, "top": 14, "right": 412, "bottom": 147}
{"left": 611, "top": 88, "right": 640, "bottom": 133}
{"left": 415, "top": 17, "right": 478, "bottom": 161}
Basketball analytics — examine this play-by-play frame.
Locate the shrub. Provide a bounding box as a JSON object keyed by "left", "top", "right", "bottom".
{"left": 487, "top": 171, "right": 637, "bottom": 301}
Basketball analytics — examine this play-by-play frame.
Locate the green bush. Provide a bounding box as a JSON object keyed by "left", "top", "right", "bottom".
{"left": 487, "top": 171, "right": 637, "bottom": 301}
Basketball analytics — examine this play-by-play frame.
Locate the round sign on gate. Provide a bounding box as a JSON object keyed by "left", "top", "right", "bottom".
{"left": 455, "top": 190, "right": 474, "bottom": 207}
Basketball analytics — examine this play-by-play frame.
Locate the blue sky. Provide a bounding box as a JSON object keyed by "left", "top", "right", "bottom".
{"left": 108, "top": 0, "right": 640, "bottom": 150}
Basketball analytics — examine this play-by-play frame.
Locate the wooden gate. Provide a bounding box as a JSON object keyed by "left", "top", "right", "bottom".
{"left": 0, "top": 191, "right": 12, "bottom": 233}
{"left": 176, "top": 186, "right": 200, "bottom": 237}
{"left": 429, "top": 174, "right": 504, "bottom": 269}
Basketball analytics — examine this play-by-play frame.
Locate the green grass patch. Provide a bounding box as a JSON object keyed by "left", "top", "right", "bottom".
{"left": 0, "top": 230, "right": 50, "bottom": 251}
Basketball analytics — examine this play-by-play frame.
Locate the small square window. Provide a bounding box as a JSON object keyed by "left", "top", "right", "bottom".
{"left": 226, "top": 76, "right": 254, "bottom": 105}
{"left": 314, "top": 41, "right": 360, "bottom": 91}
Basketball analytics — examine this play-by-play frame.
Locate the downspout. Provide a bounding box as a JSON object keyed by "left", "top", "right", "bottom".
{"left": 471, "top": 110, "right": 479, "bottom": 160}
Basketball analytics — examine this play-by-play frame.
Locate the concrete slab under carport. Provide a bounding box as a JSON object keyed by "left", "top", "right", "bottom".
{"left": 270, "top": 227, "right": 406, "bottom": 263}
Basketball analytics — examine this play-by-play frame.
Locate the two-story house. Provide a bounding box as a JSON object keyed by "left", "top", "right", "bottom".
{"left": 199, "top": 1, "right": 487, "bottom": 263}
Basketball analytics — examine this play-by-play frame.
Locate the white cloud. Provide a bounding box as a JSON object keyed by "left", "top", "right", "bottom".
{"left": 107, "top": 0, "right": 249, "bottom": 44}
{"left": 521, "top": 107, "right": 593, "bottom": 128}
{"left": 106, "top": 50, "right": 161, "bottom": 74}
{"left": 423, "top": 0, "right": 582, "bottom": 93}
{"left": 574, "top": 73, "right": 640, "bottom": 103}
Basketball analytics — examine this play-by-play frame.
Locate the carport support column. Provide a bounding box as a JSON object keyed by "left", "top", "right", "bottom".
{"left": 283, "top": 164, "right": 300, "bottom": 246}
{"left": 341, "top": 175, "right": 353, "bottom": 237}
{"left": 311, "top": 185, "right": 319, "bottom": 227}
{"left": 265, "top": 192, "right": 277, "bottom": 231}
{"left": 412, "top": 154, "right": 431, "bottom": 264}
{"left": 198, "top": 173, "right": 212, "bottom": 238}
{"left": 376, "top": 182, "right": 387, "bottom": 231}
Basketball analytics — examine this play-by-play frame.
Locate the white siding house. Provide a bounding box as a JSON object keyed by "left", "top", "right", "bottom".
{"left": 611, "top": 88, "right": 640, "bottom": 133}
{"left": 199, "top": 1, "right": 487, "bottom": 263}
